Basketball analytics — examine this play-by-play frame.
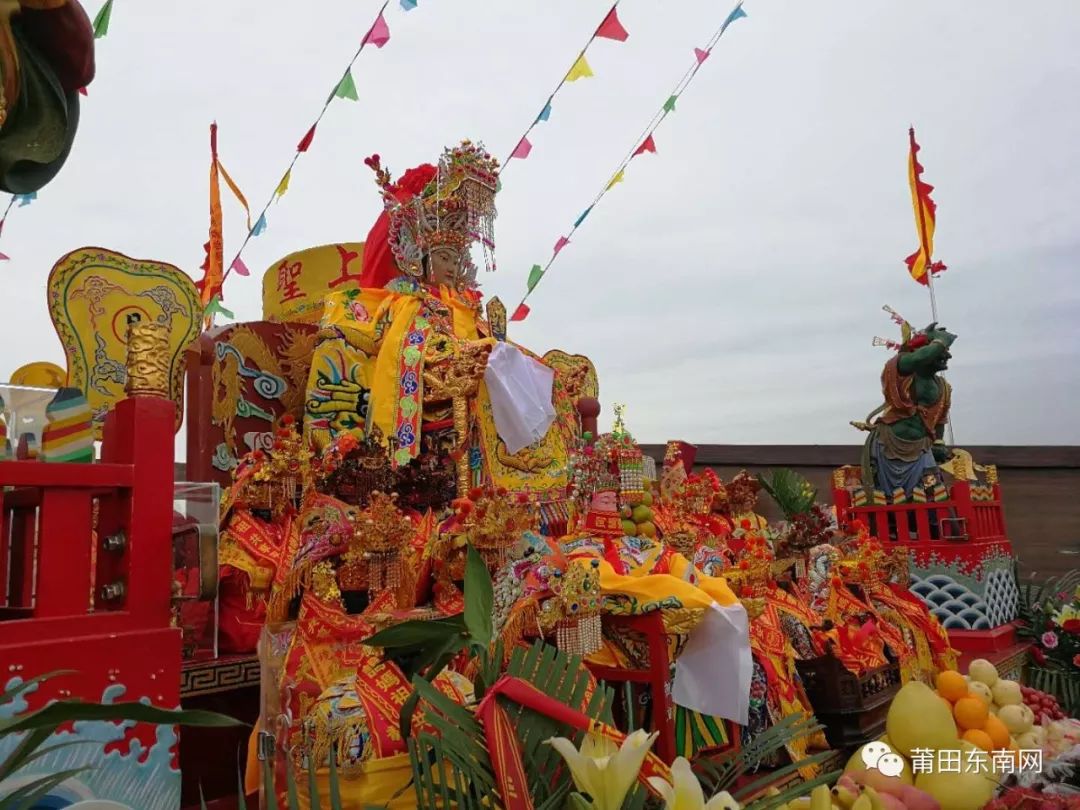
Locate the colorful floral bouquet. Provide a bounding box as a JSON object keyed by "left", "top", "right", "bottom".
{"left": 1018, "top": 570, "right": 1080, "bottom": 715}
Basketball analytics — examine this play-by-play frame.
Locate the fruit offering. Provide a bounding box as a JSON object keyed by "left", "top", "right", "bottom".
{"left": 619, "top": 478, "right": 656, "bottom": 538}
{"left": 1020, "top": 684, "right": 1066, "bottom": 721}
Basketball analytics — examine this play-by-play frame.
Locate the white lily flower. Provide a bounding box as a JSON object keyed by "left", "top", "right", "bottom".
{"left": 647, "top": 756, "right": 741, "bottom": 810}
{"left": 546, "top": 728, "right": 659, "bottom": 810}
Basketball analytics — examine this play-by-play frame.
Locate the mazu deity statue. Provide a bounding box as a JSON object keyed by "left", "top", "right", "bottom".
{"left": 854, "top": 307, "right": 957, "bottom": 497}
{"left": 303, "top": 139, "right": 593, "bottom": 511}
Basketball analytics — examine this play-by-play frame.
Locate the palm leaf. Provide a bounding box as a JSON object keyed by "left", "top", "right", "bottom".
{"left": 758, "top": 469, "right": 817, "bottom": 520}
{"left": 0, "top": 670, "right": 75, "bottom": 708}
{"left": 0, "top": 735, "right": 87, "bottom": 784}
{"left": 743, "top": 769, "right": 844, "bottom": 810}
{"left": 464, "top": 545, "right": 494, "bottom": 647}
{"left": 2, "top": 767, "right": 88, "bottom": 810}
{"left": 695, "top": 713, "right": 826, "bottom": 795}
{"left": 1, "top": 700, "right": 241, "bottom": 736}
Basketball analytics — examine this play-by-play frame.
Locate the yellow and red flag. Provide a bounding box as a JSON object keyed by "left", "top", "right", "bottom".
{"left": 196, "top": 123, "right": 224, "bottom": 310}
{"left": 904, "top": 127, "right": 946, "bottom": 285}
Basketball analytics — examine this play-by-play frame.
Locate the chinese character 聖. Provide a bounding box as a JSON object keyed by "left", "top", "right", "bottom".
{"left": 276, "top": 260, "right": 305, "bottom": 304}
{"left": 910, "top": 748, "right": 935, "bottom": 774}
{"left": 937, "top": 749, "right": 961, "bottom": 773}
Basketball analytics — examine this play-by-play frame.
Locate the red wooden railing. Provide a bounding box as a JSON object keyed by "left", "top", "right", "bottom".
{"left": 832, "top": 479, "right": 1007, "bottom": 545}
{"left": 0, "top": 395, "right": 179, "bottom": 711}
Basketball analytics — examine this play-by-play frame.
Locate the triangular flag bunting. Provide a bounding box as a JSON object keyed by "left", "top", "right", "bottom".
{"left": 565, "top": 55, "right": 594, "bottom": 82}
{"left": 0, "top": 252, "right": 9, "bottom": 261}
{"left": 14, "top": 192, "right": 35, "bottom": 207}
{"left": 527, "top": 264, "right": 544, "bottom": 291}
{"left": 203, "top": 295, "right": 235, "bottom": 321}
{"left": 535, "top": 101, "right": 552, "bottom": 124}
{"left": 553, "top": 236, "right": 570, "bottom": 255}
{"left": 694, "top": 47, "right": 710, "bottom": 65}
{"left": 275, "top": 169, "right": 291, "bottom": 199}
{"left": 231, "top": 256, "right": 251, "bottom": 277}
{"left": 510, "top": 137, "right": 533, "bottom": 160}
{"left": 663, "top": 95, "right": 677, "bottom": 113}
{"left": 722, "top": 4, "right": 747, "bottom": 31}
{"left": 595, "top": 7, "right": 629, "bottom": 42}
{"left": 78, "top": 86, "right": 88, "bottom": 96}
{"left": 633, "top": 135, "right": 656, "bottom": 156}
{"left": 574, "top": 206, "right": 593, "bottom": 227}
{"left": 510, "top": 303, "right": 530, "bottom": 322}
{"left": 401, "top": 0, "right": 417, "bottom": 9}
{"left": 334, "top": 70, "right": 359, "bottom": 101}
{"left": 297, "top": 125, "right": 316, "bottom": 153}
{"left": 92, "top": 0, "right": 113, "bottom": 38}
{"left": 363, "top": 12, "right": 391, "bottom": 48}
{"left": 252, "top": 213, "right": 267, "bottom": 236}
{"left": 606, "top": 169, "right": 625, "bottom": 191}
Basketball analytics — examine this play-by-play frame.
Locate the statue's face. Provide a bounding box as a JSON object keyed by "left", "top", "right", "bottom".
{"left": 426, "top": 247, "right": 460, "bottom": 287}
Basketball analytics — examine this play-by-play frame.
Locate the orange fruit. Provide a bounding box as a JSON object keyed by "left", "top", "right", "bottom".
{"left": 962, "top": 728, "right": 994, "bottom": 752}
{"left": 954, "top": 696, "right": 990, "bottom": 730}
{"left": 936, "top": 670, "right": 969, "bottom": 702}
{"left": 983, "top": 714, "right": 1011, "bottom": 749}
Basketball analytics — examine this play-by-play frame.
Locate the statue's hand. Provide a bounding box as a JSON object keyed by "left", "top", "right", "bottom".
{"left": 932, "top": 443, "right": 952, "bottom": 464}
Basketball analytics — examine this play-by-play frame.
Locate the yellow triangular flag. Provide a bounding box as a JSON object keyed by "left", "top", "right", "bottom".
{"left": 274, "top": 169, "right": 291, "bottom": 199}
{"left": 565, "top": 54, "right": 594, "bottom": 82}
{"left": 606, "top": 169, "right": 625, "bottom": 191}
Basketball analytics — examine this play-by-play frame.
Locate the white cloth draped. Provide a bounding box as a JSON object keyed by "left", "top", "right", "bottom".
{"left": 482, "top": 342, "right": 557, "bottom": 454}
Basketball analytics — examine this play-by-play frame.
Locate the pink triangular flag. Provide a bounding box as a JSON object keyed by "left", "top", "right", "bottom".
{"left": 0, "top": 252, "right": 9, "bottom": 261}
{"left": 78, "top": 86, "right": 89, "bottom": 96}
{"left": 297, "top": 124, "right": 316, "bottom": 153}
{"left": 553, "top": 236, "right": 569, "bottom": 255}
{"left": 633, "top": 134, "right": 657, "bottom": 157}
{"left": 595, "top": 7, "right": 629, "bottom": 42}
{"left": 694, "top": 47, "right": 709, "bottom": 64}
{"left": 363, "top": 12, "right": 391, "bottom": 48}
{"left": 231, "top": 256, "right": 251, "bottom": 277}
{"left": 511, "top": 136, "right": 533, "bottom": 160}
{"left": 510, "top": 303, "right": 530, "bottom": 322}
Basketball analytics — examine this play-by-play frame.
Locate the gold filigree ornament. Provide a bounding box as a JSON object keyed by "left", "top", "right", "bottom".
{"left": 539, "top": 558, "right": 604, "bottom": 657}
{"left": 349, "top": 491, "right": 415, "bottom": 595}
{"left": 452, "top": 487, "right": 537, "bottom": 571}
{"left": 245, "top": 416, "right": 315, "bottom": 516}
{"left": 125, "top": 322, "right": 171, "bottom": 398}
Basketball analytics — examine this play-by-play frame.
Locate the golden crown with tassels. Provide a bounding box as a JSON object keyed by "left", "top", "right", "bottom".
{"left": 538, "top": 558, "right": 604, "bottom": 657}
{"left": 447, "top": 486, "right": 537, "bottom": 572}
{"left": 724, "top": 536, "right": 774, "bottom": 617}
{"left": 342, "top": 490, "right": 416, "bottom": 597}
{"left": 366, "top": 140, "right": 499, "bottom": 285}
{"left": 224, "top": 415, "right": 314, "bottom": 519}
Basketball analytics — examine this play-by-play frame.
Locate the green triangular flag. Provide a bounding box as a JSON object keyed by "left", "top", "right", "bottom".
{"left": 92, "top": 0, "right": 113, "bottom": 38}
{"left": 203, "top": 295, "right": 234, "bottom": 321}
{"left": 663, "top": 95, "right": 677, "bottom": 113}
{"left": 334, "top": 70, "right": 359, "bottom": 101}
{"left": 527, "top": 264, "right": 544, "bottom": 291}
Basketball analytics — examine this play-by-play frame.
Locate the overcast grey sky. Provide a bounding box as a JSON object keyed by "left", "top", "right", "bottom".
{"left": 3, "top": 0, "right": 1078, "bottom": 445}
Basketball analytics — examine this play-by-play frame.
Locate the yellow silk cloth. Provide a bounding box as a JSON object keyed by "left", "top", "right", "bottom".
{"left": 309, "top": 286, "right": 569, "bottom": 492}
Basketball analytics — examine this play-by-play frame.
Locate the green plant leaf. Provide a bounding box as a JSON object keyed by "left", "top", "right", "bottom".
{"left": 567, "top": 792, "right": 594, "bottom": 809}
{"left": 237, "top": 762, "right": 248, "bottom": 810}
{"left": 263, "top": 753, "right": 279, "bottom": 810}
{"left": 2, "top": 700, "right": 242, "bottom": 736}
{"left": 464, "top": 544, "right": 494, "bottom": 646}
{"left": 285, "top": 755, "right": 301, "bottom": 809}
{"left": 307, "top": 748, "right": 322, "bottom": 810}
{"left": 363, "top": 615, "right": 466, "bottom": 649}
{"left": 0, "top": 670, "right": 75, "bottom": 708}
{"left": 2, "top": 767, "right": 88, "bottom": 810}
{"left": 327, "top": 743, "right": 344, "bottom": 810}
{"left": 0, "top": 735, "right": 87, "bottom": 784}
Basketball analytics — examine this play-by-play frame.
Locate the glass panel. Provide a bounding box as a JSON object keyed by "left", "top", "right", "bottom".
{"left": 173, "top": 481, "right": 221, "bottom": 660}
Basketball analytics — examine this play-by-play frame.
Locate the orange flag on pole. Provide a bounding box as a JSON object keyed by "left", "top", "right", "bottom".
{"left": 198, "top": 123, "right": 225, "bottom": 309}
{"left": 904, "top": 127, "right": 945, "bottom": 286}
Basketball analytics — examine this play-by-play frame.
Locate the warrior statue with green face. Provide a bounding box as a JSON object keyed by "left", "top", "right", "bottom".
{"left": 857, "top": 315, "right": 957, "bottom": 496}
